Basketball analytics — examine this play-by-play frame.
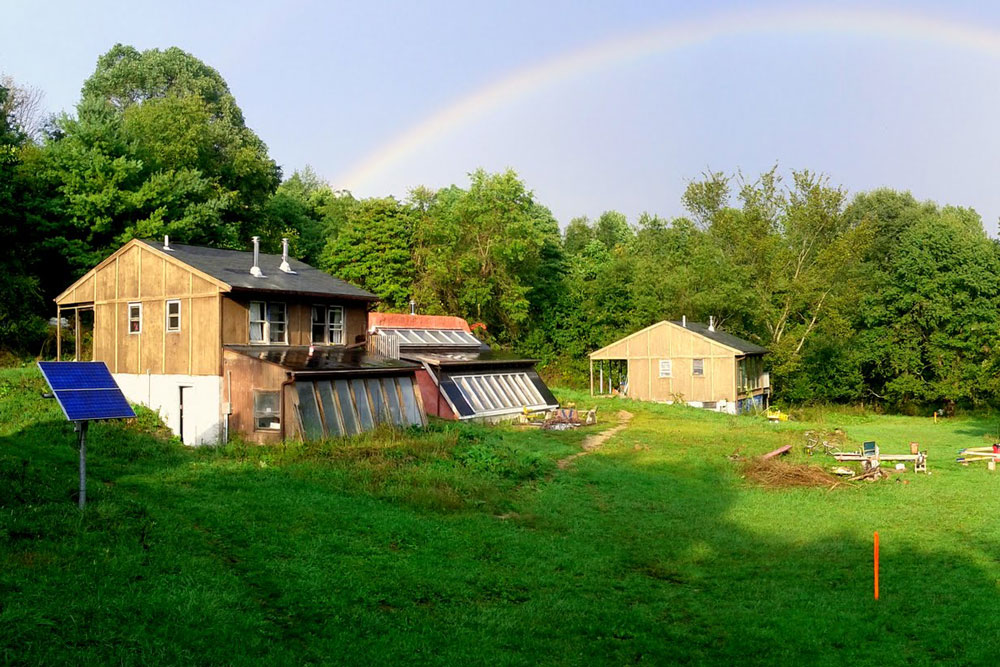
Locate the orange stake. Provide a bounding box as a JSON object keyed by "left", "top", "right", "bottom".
{"left": 874, "top": 531, "right": 880, "bottom": 600}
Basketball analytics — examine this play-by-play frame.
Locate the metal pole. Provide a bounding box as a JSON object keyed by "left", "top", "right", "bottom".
{"left": 78, "top": 421, "right": 88, "bottom": 510}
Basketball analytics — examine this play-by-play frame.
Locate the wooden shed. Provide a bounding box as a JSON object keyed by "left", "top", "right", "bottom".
{"left": 589, "top": 319, "right": 769, "bottom": 413}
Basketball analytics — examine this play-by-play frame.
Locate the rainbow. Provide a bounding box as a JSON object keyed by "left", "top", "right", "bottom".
{"left": 336, "top": 6, "right": 1000, "bottom": 192}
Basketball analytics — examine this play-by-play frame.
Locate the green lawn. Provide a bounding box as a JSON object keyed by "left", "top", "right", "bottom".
{"left": 2, "top": 366, "right": 999, "bottom": 665}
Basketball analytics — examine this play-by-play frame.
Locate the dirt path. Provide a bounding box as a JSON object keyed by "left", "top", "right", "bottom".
{"left": 557, "top": 410, "right": 634, "bottom": 469}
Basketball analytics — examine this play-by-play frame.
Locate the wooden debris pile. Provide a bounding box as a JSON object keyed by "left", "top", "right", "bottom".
{"left": 739, "top": 457, "right": 845, "bottom": 489}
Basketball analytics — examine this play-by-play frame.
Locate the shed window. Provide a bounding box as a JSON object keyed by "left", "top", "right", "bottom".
{"left": 250, "top": 301, "right": 266, "bottom": 342}
{"left": 658, "top": 359, "right": 672, "bottom": 378}
{"left": 165, "top": 300, "right": 181, "bottom": 333}
{"left": 254, "top": 390, "right": 280, "bottom": 430}
{"left": 250, "top": 301, "right": 287, "bottom": 344}
{"left": 268, "top": 302, "right": 287, "bottom": 343}
{"left": 310, "top": 305, "right": 346, "bottom": 345}
{"left": 328, "top": 306, "right": 344, "bottom": 345}
{"left": 128, "top": 303, "right": 142, "bottom": 334}
{"left": 692, "top": 358, "right": 705, "bottom": 376}
{"left": 311, "top": 306, "right": 326, "bottom": 343}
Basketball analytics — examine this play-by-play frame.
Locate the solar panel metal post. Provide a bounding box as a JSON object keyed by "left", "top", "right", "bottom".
{"left": 76, "top": 421, "right": 88, "bottom": 510}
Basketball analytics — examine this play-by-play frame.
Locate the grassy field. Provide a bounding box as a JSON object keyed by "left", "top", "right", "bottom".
{"left": 2, "top": 365, "right": 1000, "bottom": 665}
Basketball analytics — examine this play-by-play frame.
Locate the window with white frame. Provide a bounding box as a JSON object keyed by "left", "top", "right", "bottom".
{"left": 249, "top": 301, "right": 287, "bottom": 344}
{"left": 250, "top": 301, "right": 266, "bottom": 343}
{"left": 254, "top": 390, "right": 280, "bottom": 430}
{"left": 310, "top": 305, "right": 345, "bottom": 345}
{"left": 659, "top": 359, "right": 672, "bottom": 378}
{"left": 128, "top": 302, "right": 142, "bottom": 334}
{"left": 328, "top": 306, "right": 344, "bottom": 344}
{"left": 692, "top": 358, "right": 705, "bottom": 376}
{"left": 165, "top": 299, "right": 181, "bottom": 333}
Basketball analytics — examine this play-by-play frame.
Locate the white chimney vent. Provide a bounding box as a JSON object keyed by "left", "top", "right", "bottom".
{"left": 709, "top": 316, "right": 715, "bottom": 332}
{"left": 682, "top": 315, "right": 687, "bottom": 328}
{"left": 250, "top": 236, "right": 264, "bottom": 278}
{"left": 163, "top": 235, "right": 172, "bottom": 251}
{"left": 279, "top": 237, "right": 295, "bottom": 274}
{"left": 410, "top": 299, "right": 416, "bottom": 315}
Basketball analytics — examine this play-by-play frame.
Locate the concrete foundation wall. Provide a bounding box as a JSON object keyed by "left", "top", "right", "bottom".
{"left": 114, "top": 373, "right": 222, "bottom": 445}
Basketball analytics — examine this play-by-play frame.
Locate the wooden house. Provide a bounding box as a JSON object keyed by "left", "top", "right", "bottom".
{"left": 589, "top": 319, "right": 769, "bottom": 413}
{"left": 367, "top": 312, "right": 559, "bottom": 421}
{"left": 54, "top": 237, "right": 424, "bottom": 444}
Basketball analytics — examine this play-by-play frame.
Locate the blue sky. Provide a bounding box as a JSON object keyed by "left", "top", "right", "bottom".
{"left": 4, "top": 0, "right": 1000, "bottom": 233}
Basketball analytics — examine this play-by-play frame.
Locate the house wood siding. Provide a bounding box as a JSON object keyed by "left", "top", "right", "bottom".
{"left": 591, "top": 321, "right": 750, "bottom": 405}
{"left": 59, "top": 241, "right": 224, "bottom": 376}
{"left": 222, "top": 348, "right": 289, "bottom": 445}
{"left": 220, "top": 296, "right": 368, "bottom": 347}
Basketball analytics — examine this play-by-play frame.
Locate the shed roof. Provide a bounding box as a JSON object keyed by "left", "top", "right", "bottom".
{"left": 590, "top": 320, "right": 768, "bottom": 359}
{"left": 668, "top": 321, "right": 768, "bottom": 355}
{"left": 137, "top": 240, "right": 378, "bottom": 301}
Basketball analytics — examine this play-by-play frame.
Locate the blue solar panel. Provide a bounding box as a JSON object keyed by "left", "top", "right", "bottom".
{"left": 38, "top": 362, "right": 136, "bottom": 422}
{"left": 38, "top": 361, "right": 119, "bottom": 391}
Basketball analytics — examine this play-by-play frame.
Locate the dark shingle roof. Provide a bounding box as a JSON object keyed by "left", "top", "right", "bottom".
{"left": 139, "top": 240, "right": 377, "bottom": 301}
{"left": 669, "top": 321, "right": 768, "bottom": 355}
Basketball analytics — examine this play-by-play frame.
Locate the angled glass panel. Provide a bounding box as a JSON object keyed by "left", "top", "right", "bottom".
{"left": 469, "top": 376, "right": 498, "bottom": 410}
{"left": 487, "top": 375, "right": 516, "bottom": 408}
{"left": 439, "top": 375, "right": 475, "bottom": 417}
{"left": 335, "top": 379, "right": 360, "bottom": 436}
{"left": 295, "top": 382, "right": 324, "bottom": 441}
{"left": 393, "top": 329, "right": 415, "bottom": 344}
{"left": 367, "top": 378, "right": 389, "bottom": 424}
{"left": 397, "top": 375, "right": 422, "bottom": 426}
{"left": 498, "top": 374, "right": 528, "bottom": 406}
{"left": 382, "top": 377, "right": 404, "bottom": 425}
{"left": 424, "top": 330, "right": 450, "bottom": 344}
{"left": 351, "top": 379, "right": 375, "bottom": 431}
{"left": 457, "top": 377, "right": 485, "bottom": 412}
{"left": 315, "top": 380, "right": 343, "bottom": 438}
{"left": 481, "top": 376, "right": 507, "bottom": 409}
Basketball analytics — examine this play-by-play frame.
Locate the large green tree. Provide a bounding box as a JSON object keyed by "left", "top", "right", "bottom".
{"left": 32, "top": 44, "right": 280, "bottom": 298}
{"left": 321, "top": 197, "right": 415, "bottom": 310}
{"left": 412, "top": 169, "right": 563, "bottom": 343}
{"left": 0, "top": 81, "right": 48, "bottom": 350}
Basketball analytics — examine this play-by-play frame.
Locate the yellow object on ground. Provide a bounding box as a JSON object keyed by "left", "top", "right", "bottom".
{"left": 766, "top": 409, "right": 790, "bottom": 422}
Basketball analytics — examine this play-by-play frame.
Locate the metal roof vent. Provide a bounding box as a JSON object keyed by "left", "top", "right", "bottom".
{"left": 709, "top": 316, "right": 715, "bottom": 332}
{"left": 250, "top": 236, "right": 264, "bottom": 278}
{"left": 163, "top": 235, "right": 173, "bottom": 252}
{"left": 279, "top": 238, "right": 296, "bottom": 274}
{"left": 682, "top": 315, "right": 687, "bottom": 328}
{"left": 410, "top": 299, "right": 416, "bottom": 315}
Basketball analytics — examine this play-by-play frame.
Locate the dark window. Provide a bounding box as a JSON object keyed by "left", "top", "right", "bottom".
{"left": 692, "top": 359, "right": 705, "bottom": 376}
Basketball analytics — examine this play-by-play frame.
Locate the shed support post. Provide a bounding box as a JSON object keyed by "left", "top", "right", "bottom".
{"left": 74, "top": 308, "right": 81, "bottom": 361}
{"left": 56, "top": 306, "right": 62, "bottom": 360}
{"left": 589, "top": 358, "right": 594, "bottom": 397}
{"left": 599, "top": 362, "right": 604, "bottom": 395}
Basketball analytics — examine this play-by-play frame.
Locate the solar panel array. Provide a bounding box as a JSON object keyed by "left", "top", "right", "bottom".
{"left": 38, "top": 361, "right": 136, "bottom": 422}
{"left": 382, "top": 328, "right": 481, "bottom": 347}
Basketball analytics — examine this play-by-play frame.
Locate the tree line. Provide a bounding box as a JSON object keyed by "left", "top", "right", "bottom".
{"left": 3, "top": 45, "right": 999, "bottom": 410}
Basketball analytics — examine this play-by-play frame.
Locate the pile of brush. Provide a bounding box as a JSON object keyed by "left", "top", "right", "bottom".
{"left": 740, "top": 457, "right": 845, "bottom": 489}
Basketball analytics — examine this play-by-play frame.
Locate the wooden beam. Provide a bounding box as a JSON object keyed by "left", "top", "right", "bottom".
{"left": 74, "top": 308, "right": 80, "bottom": 361}
{"left": 55, "top": 306, "right": 61, "bottom": 359}
{"left": 589, "top": 358, "right": 594, "bottom": 397}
